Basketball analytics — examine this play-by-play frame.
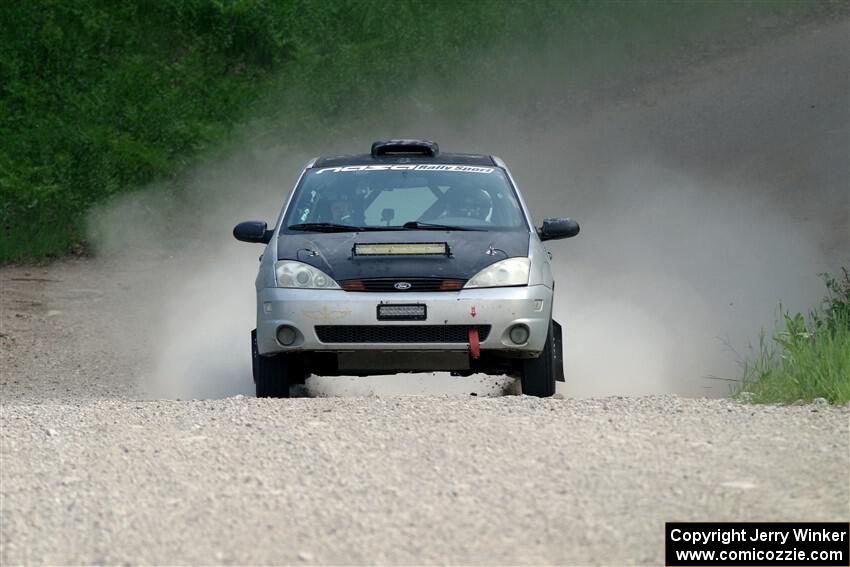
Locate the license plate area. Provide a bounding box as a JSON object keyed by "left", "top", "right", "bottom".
{"left": 377, "top": 303, "right": 427, "bottom": 321}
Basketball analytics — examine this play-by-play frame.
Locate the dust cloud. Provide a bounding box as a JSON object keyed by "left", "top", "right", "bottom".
{"left": 88, "top": 19, "right": 848, "bottom": 399}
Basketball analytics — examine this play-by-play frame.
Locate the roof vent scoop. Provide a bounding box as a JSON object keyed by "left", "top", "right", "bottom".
{"left": 371, "top": 139, "right": 439, "bottom": 158}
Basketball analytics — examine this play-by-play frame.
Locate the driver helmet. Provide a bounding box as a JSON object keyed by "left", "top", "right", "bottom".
{"left": 318, "top": 188, "right": 354, "bottom": 223}
{"left": 329, "top": 196, "right": 352, "bottom": 222}
{"left": 445, "top": 187, "right": 492, "bottom": 220}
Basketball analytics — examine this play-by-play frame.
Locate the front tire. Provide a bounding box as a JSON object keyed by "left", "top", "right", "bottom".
{"left": 520, "top": 321, "right": 557, "bottom": 397}
{"left": 252, "top": 330, "right": 291, "bottom": 398}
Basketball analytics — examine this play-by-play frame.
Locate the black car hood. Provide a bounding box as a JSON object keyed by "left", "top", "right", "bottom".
{"left": 277, "top": 230, "right": 529, "bottom": 281}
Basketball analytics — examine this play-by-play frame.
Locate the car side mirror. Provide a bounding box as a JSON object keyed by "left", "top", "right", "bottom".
{"left": 233, "top": 220, "right": 273, "bottom": 244}
{"left": 539, "top": 217, "right": 580, "bottom": 241}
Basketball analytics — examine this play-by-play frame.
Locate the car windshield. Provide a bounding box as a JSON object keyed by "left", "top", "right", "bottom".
{"left": 283, "top": 165, "right": 527, "bottom": 231}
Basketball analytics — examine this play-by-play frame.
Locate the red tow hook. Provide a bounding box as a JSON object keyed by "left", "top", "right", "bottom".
{"left": 468, "top": 326, "right": 480, "bottom": 360}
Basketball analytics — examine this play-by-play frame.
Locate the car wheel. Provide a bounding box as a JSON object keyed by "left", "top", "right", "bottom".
{"left": 252, "top": 329, "right": 291, "bottom": 398}
{"left": 520, "top": 321, "right": 557, "bottom": 397}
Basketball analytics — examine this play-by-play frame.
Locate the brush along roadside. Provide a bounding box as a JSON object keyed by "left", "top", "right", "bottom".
{"left": 739, "top": 268, "right": 850, "bottom": 404}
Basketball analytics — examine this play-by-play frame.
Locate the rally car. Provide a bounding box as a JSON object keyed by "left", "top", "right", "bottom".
{"left": 234, "top": 139, "right": 579, "bottom": 397}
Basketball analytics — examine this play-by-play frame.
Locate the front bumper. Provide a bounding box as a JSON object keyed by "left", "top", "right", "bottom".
{"left": 256, "top": 285, "right": 553, "bottom": 357}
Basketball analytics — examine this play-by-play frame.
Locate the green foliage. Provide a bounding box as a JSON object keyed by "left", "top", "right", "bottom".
{"left": 0, "top": 0, "right": 823, "bottom": 260}
{"left": 1, "top": 0, "right": 289, "bottom": 259}
{"left": 739, "top": 269, "right": 850, "bottom": 404}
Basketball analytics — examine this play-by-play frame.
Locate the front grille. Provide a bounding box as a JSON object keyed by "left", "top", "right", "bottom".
{"left": 340, "top": 277, "right": 465, "bottom": 292}
{"left": 315, "top": 325, "right": 491, "bottom": 343}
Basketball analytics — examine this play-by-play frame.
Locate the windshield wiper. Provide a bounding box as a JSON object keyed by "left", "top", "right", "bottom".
{"left": 288, "top": 223, "right": 407, "bottom": 233}
{"left": 289, "top": 222, "right": 483, "bottom": 232}
{"left": 402, "top": 221, "right": 483, "bottom": 231}
{"left": 288, "top": 223, "right": 362, "bottom": 232}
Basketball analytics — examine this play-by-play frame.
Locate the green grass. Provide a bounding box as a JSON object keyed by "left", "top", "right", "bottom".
{"left": 0, "top": 0, "right": 835, "bottom": 261}
{"left": 739, "top": 270, "right": 850, "bottom": 404}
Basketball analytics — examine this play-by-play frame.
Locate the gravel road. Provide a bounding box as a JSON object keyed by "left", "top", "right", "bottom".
{"left": 2, "top": 15, "right": 849, "bottom": 567}
{"left": 1, "top": 393, "right": 847, "bottom": 566}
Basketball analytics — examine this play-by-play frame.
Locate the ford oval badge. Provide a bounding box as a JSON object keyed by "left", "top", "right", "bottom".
{"left": 394, "top": 281, "right": 412, "bottom": 290}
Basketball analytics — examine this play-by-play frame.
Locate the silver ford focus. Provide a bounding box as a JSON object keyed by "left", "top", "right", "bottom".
{"left": 234, "top": 140, "right": 579, "bottom": 398}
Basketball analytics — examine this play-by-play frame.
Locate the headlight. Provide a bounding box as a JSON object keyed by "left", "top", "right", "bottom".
{"left": 463, "top": 257, "right": 530, "bottom": 288}
{"left": 274, "top": 261, "right": 340, "bottom": 289}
